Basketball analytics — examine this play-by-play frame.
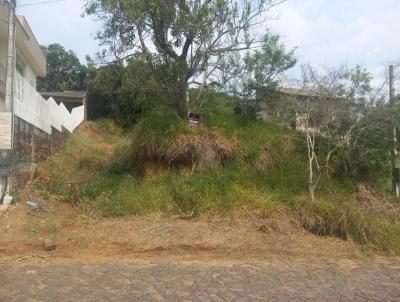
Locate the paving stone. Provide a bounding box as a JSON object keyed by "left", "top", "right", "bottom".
{"left": 0, "top": 259, "right": 399, "bottom": 301}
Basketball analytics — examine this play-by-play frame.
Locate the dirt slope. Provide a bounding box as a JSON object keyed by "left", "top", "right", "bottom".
{"left": 0, "top": 195, "right": 359, "bottom": 262}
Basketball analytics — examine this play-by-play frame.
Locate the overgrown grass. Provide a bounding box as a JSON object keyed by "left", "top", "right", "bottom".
{"left": 33, "top": 101, "right": 400, "bottom": 254}
{"left": 78, "top": 165, "right": 286, "bottom": 218}
{"left": 297, "top": 197, "right": 400, "bottom": 253}
{"left": 38, "top": 119, "right": 125, "bottom": 183}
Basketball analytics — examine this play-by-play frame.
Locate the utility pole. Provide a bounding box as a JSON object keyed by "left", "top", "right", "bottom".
{"left": 389, "top": 65, "right": 400, "bottom": 198}
{"left": 5, "top": 0, "right": 16, "bottom": 113}
{"left": 2, "top": 0, "right": 16, "bottom": 202}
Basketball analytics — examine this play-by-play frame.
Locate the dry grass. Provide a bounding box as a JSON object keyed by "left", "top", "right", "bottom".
{"left": 0, "top": 197, "right": 359, "bottom": 260}
{"left": 296, "top": 187, "right": 400, "bottom": 254}
{"left": 355, "top": 184, "right": 400, "bottom": 223}
{"left": 134, "top": 127, "right": 235, "bottom": 171}
{"left": 36, "top": 120, "right": 124, "bottom": 184}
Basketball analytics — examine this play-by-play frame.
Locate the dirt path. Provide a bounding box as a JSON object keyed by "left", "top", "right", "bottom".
{"left": 1, "top": 257, "right": 400, "bottom": 301}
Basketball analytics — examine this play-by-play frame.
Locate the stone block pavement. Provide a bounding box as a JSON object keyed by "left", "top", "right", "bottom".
{"left": 0, "top": 258, "right": 399, "bottom": 301}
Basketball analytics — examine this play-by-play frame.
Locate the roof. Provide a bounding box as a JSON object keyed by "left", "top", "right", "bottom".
{"left": 0, "top": 11, "right": 46, "bottom": 77}
{"left": 40, "top": 91, "right": 87, "bottom": 99}
{"left": 276, "top": 87, "right": 320, "bottom": 98}
{"left": 15, "top": 15, "right": 46, "bottom": 77}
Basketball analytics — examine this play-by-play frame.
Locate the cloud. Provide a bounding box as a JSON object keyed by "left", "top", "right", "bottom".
{"left": 17, "top": 0, "right": 400, "bottom": 89}
{"left": 269, "top": 0, "right": 400, "bottom": 87}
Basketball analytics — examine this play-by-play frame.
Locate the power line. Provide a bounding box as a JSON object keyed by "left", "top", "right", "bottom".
{"left": 18, "top": 0, "right": 66, "bottom": 7}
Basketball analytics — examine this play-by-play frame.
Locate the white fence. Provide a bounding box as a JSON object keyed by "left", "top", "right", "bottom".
{"left": 14, "top": 72, "right": 84, "bottom": 134}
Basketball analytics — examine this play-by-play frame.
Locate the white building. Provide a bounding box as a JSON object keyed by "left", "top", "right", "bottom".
{"left": 0, "top": 1, "right": 84, "bottom": 198}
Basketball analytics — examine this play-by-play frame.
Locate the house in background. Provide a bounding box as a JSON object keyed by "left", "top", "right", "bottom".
{"left": 0, "top": 1, "right": 84, "bottom": 200}
{"left": 256, "top": 87, "right": 321, "bottom": 130}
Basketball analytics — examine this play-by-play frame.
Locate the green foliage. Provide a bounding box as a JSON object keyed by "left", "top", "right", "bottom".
{"left": 86, "top": 64, "right": 124, "bottom": 121}
{"left": 87, "top": 58, "right": 169, "bottom": 127}
{"left": 289, "top": 64, "right": 375, "bottom": 201}
{"left": 84, "top": 0, "right": 289, "bottom": 117}
{"left": 80, "top": 166, "right": 286, "bottom": 218}
{"left": 37, "top": 43, "right": 89, "bottom": 92}
{"left": 75, "top": 109, "right": 308, "bottom": 217}
{"left": 222, "top": 32, "right": 297, "bottom": 115}
{"left": 337, "top": 106, "right": 392, "bottom": 183}
{"left": 131, "top": 108, "right": 184, "bottom": 146}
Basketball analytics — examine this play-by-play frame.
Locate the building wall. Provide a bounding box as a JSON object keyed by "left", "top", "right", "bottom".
{"left": 11, "top": 116, "right": 70, "bottom": 192}
{"left": 0, "top": 37, "right": 40, "bottom": 112}
{"left": 0, "top": 39, "right": 6, "bottom": 111}
{"left": 25, "top": 59, "right": 37, "bottom": 88}
{"left": 15, "top": 15, "right": 46, "bottom": 78}
{"left": 16, "top": 49, "right": 38, "bottom": 88}
{"left": 0, "top": 39, "right": 6, "bottom": 69}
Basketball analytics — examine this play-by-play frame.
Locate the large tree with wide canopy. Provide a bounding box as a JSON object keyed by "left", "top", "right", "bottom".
{"left": 85, "top": 0, "right": 287, "bottom": 118}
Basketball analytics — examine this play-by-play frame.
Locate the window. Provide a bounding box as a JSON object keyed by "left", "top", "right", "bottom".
{"left": 0, "top": 63, "right": 5, "bottom": 82}
{"left": 16, "top": 57, "right": 26, "bottom": 76}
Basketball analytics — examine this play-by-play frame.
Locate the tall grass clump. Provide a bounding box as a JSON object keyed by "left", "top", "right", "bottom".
{"left": 80, "top": 165, "right": 285, "bottom": 218}
{"left": 297, "top": 197, "right": 400, "bottom": 253}
{"left": 129, "top": 108, "right": 235, "bottom": 172}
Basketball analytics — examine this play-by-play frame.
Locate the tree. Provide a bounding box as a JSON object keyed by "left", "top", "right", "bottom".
{"left": 37, "top": 43, "right": 87, "bottom": 92}
{"left": 222, "top": 32, "right": 296, "bottom": 115}
{"left": 339, "top": 104, "right": 392, "bottom": 182}
{"left": 87, "top": 57, "right": 165, "bottom": 127}
{"left": 292, "top": 64, "right": 372, "bottom": 201}
{"left": 340, "top": 91, "right": 400, "bottom": 183}
{"left": 86, "top": 63, "right": 124, "bottom": 121}
{"left": 84, "top": 0, "right": 286, "bottom": 118}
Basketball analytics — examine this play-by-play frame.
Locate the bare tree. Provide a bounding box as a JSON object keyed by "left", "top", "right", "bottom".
{"left": 292, "top": 64, "right": 372, "bottom": 201}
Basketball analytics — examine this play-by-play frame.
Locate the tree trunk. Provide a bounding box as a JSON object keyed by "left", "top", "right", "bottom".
{"left": 176, "top": 79, "right": 189, "bottom": 119}
{"left": 309, "top": 183, "right": 315, "bottom": 202}
{"left": 308, "top": 155, "right": 315, "bottom": 202}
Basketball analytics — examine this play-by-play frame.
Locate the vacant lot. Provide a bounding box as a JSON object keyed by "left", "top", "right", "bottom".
{"left": 0, "top": 195, "right": 360, "bottom": 261}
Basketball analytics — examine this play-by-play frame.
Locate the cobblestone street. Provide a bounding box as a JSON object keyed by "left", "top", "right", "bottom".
{"left": 1, "top": 258, "right": 399, "bottom": 301}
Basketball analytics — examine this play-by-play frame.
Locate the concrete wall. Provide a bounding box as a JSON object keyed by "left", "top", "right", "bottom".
{"left": 15, "top": 72, "right": 85, "bottom": 134}
{"left": 0, "top": 40, "right": 6, "bottom": 73}
{"left": 0, "top": 38, "right": 6, "bottom": 111}
{"left": 11, "top": 116, "right": 69, "bottom": 192}
{"left": 16, "top": 50, "right": 37, "bottom": 88}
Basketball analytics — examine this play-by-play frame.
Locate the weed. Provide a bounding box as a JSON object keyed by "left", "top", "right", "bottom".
{"left": 31, "top": 227, "right": 39, "bottom": 233}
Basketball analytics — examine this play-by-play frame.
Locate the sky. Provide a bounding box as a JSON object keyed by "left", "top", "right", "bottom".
{"left": 17, "top": 0, "right": 400, "bottom": 88}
